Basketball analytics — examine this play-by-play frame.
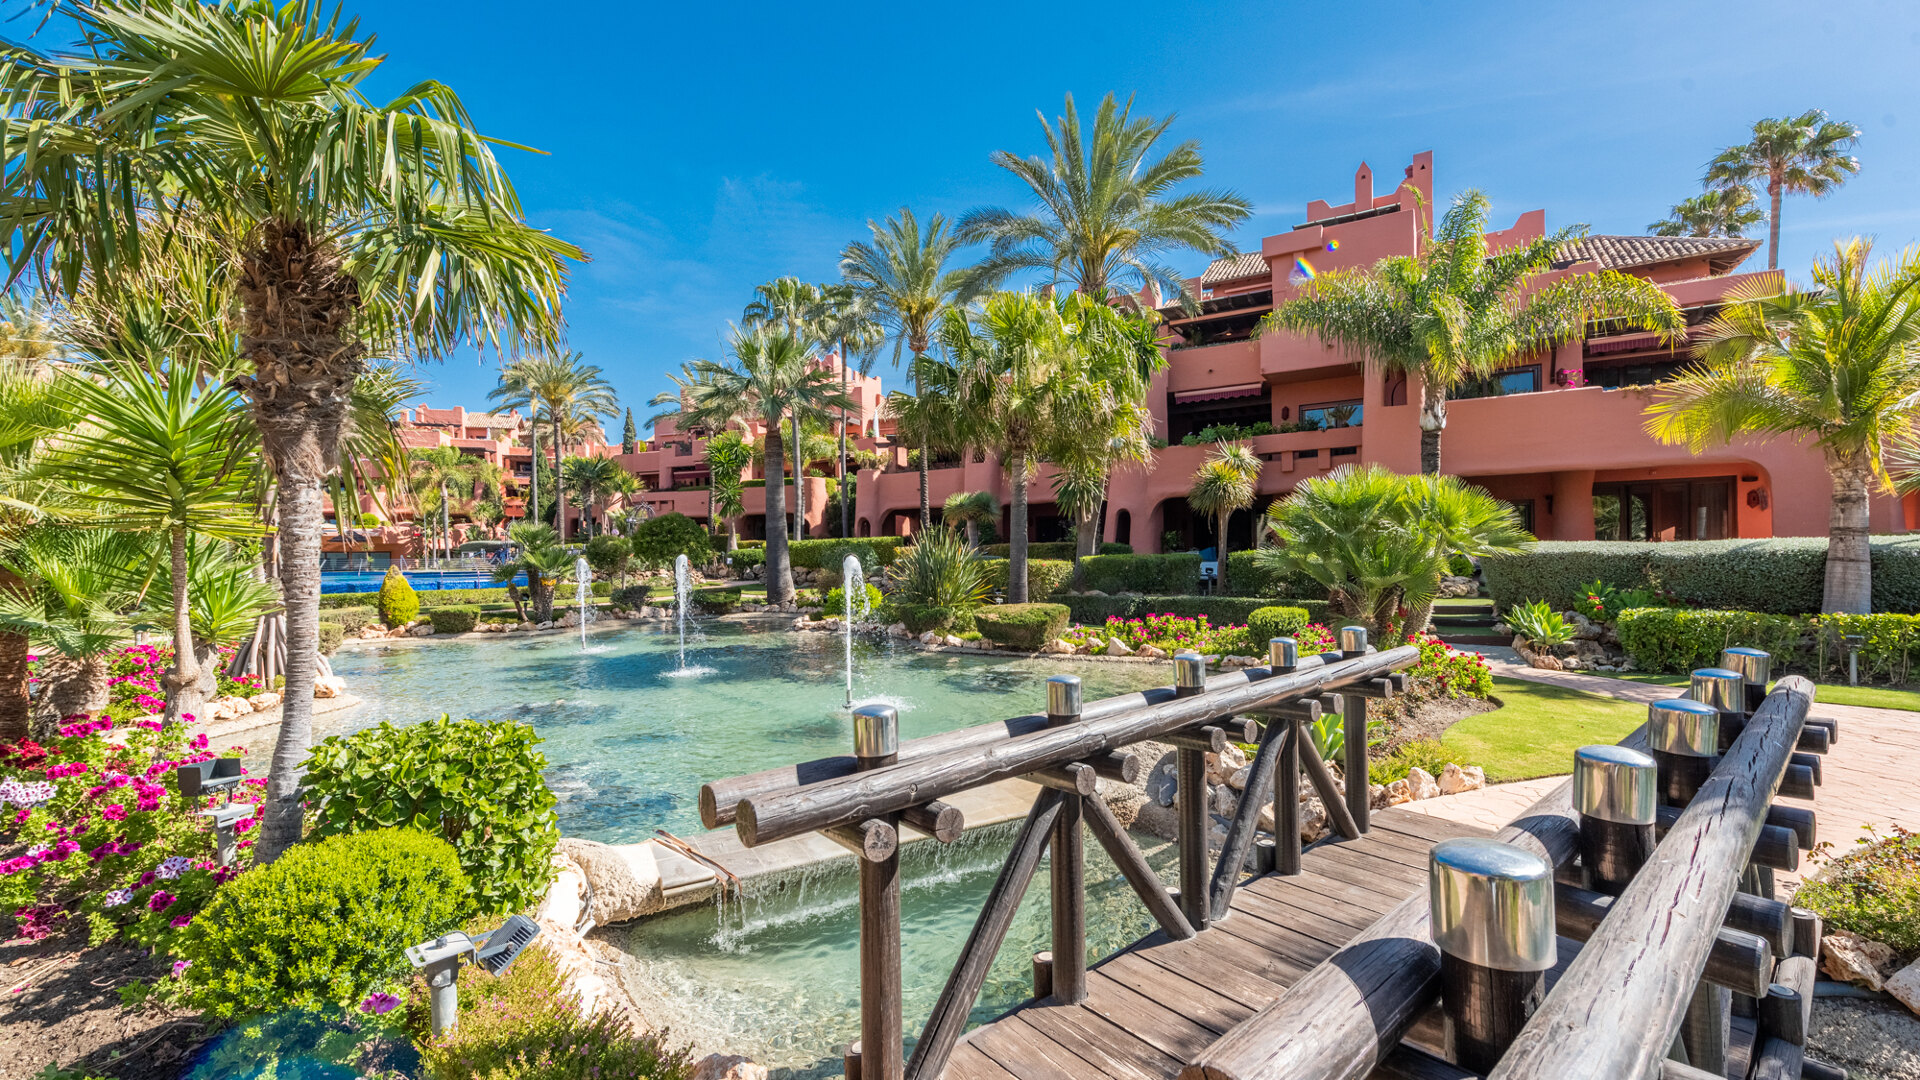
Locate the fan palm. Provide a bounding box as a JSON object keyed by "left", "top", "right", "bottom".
{"left": 491, "top": 353, "right": 618, "bottom": 541}
{"left": 958, "top": 93, "right": 1251, "bottom": 307}
{"left": 561, "top": 455, "right": 628, "bottom": 536}
{"left": 942, "top": 490, "right": 999, "bottom": 548}
{"left": 0, "top": 1, "right": 581, "bottom": 861}
{"left": 407, "top": 447, "right": 473, "bottom": 564}
{"left": 1706, "top": 110, "right": 1862, "bottom": 271}
{"left": 0, "top": 528, "right": 151, "bottom": 735}
{"left": 1649, "top": 187, "right": 1766, "bottom": 239}
{"left": 0, "top": 357, "right": 63, "bottom": 737}
{"left": 1260, "top": 189, "right": 1686, "bottom": 475}
{"left": 1186, "top": 442, "right": 1263, "bottom": 593}
{"left": 1647, "top": 239, "right": 1920, "bottom": 614}
{"left": 670, "top": 326, "right": 853, "bottom": 603}
{"left": 842, "top": 208, "right": 979, "bottom": 529}
{"left": 492, "top": 522, "right": 570, "bottom": 623}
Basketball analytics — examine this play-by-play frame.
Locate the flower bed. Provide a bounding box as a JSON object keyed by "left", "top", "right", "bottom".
{"left": 32, "top": 643, "right": 267, "bottom": 725}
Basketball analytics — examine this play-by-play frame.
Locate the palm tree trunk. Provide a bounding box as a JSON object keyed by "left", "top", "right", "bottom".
{"left": 529, "top": 427, "right": 540, "bottom": 529}
{"left": 913, "top": 359, "right": 931, "bottom": 531}
{"left": 256, "top": 470, "right": 327, "bottom": 864}
{"left": 552, "top": 415, "right": 566, "bottom": 541}
{"left": 1217, "top": 509, "right": 1232, "bottom": 594}
{"left": 163, "top": 526, "right": 204, "bottom": 723}
{"left": 0, "top": 567, "right": 30, "bottom": 741}
{"left": 792, "top": 413, "right": 806, "bottom": 542}
{"left": 1418, "top": 380, "right": 1447, "bottom": 475}
{"left": 1008, "top": 453, "right": 1030, "bottom": 604}
{"left": 32, "top": 653, "right": 110, "bottom": 737}
{"left": 839, "top": 354, "right": 850, "bottom": 539}
{"left": 1823, "top": 448, "right": 1872, "bottom": 614}
{"left": 530, "top": 578, "right": 554, "bottom": 623}
{"left": 1072, "top": 505, "right": 1099, "bottom": 589}
{"left": 764, "top": 417, "right": 796, "bottom": 605}
{"left": 965, "top": 520, "right": 979, "bottom": 547}
{"left": 1767, "top": 175, "right": 1783, "bottom": 271}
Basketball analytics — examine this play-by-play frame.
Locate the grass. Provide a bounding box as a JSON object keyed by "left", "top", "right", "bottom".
{"left": 1438, "top": 676, "right": 1646, "bottom": 783}
{"left": 1585, "top": 670, "right": 1920, "bottom": 712}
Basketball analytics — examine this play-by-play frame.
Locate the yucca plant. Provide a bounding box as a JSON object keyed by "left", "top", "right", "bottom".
{"left": 149, "top": 538, "right": 281, "bottom": 712}
{"left": 884, "top": 528, "right": 993, "bottom": 632}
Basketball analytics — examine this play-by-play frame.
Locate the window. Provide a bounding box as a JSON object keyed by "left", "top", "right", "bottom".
{"left": 1299, "top": 400, "right": 1363, "bottom": 429}
{"left": 1456, "top": 366, "right": 1541, "bottom": 400}
{"left": 1593, "top": 478, "right": 1733, "bottom": 541}
{"left": 1506, "top": 499, "right": 1535, "bottom": 536}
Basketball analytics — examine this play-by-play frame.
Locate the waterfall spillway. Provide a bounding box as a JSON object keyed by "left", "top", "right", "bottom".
{"left": 842, "top": 553, "right": 872, "bottom": 707}
{"left": 574, "top": 557, "right": 592, "bottom": 650}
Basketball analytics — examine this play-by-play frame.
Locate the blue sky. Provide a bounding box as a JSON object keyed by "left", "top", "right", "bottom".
{"left": 352, "top": 0, "right": 1920, "bottom": 424}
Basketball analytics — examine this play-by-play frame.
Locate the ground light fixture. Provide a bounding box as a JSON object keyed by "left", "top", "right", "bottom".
{"left": 407, "top": 914, "right": 543, "bottom": 1035}
{"left": 197, "top": 803, "right": 250, "bottom": 867}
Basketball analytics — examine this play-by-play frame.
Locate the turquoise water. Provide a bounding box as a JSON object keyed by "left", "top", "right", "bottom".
{"left": 320, "top": 620, "right": 1180, "bottom": 1077}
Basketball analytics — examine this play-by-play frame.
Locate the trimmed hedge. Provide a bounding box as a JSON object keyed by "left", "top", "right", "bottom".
{"left": 1483, "top": 537, "right": 1920, "bottom": 615}
{"left": 1077, "top": 553, "right": 1201, "bottom": 595}
{"left": 983, "top": 558, "right": 1072, "bottom": 602}
{"left": 317, "top": 622, "right": 344, "bottom": 654}
{"left": 974, "top": 603, "right": 1071, "bottom": 650}
{"left": 427, "top": 605, "right": 482, "bottom": 634}
{"left": 377, "top": 567, "right": 419, "bottom": 627}
{"left": 979, "top": 541, "right": 1132, "bottom": 559}
{"left": 1248, "top": 605, "right": 1313, "bottom": 641}
{"left": 894, "top": 603, "right": 976, "bottom": 635}
{"left": 1617, "top": 607, "right": 1920, "bottom": 681}
{"left": 611, "top": 584, "right": 651, "bottom": 610}
{"left": 692, "top": 587, "right": 742, "bottom": 614}
{"left": 326, "top": 605, "right": 379, "bottom": 633}
{"left": 725, "top": 546, "right": 766, "bottom": 571}
{"left": 788, "top": 537, "right": 903, "bottom": 569}
{"left": 1060, "top": 593, "right": 1330, "bottom": 628}
{"left": 322, "top": 586, "right": 511, "bottom": 609}
{"left": 1221, "top": 550, "right": 1330, "bottom": 600}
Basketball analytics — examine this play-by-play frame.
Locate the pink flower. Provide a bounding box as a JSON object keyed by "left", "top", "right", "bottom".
{"left": 171, "top": 960, "right": 190, "bottom": 978}
{"left": 360, "top": 992, "right": 401, "bottom": 1015}
{"left": 169, "top": 914, "right": 193, "bottom": 929}
{"left": 146, "top": 891, "right": 175, "bottom": 912}
{"left": 101, "top": 804, "right": 128, "bottom": 822}
{"left": 189, "top": 734, "right": 208, "bottom": 750}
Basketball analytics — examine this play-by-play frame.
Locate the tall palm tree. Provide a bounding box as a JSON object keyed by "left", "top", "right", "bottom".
{"left": 0, "top": 2, "right": 581, "bottom": 863}
{"left": 742, "top": 278, "right": 821, "bottom": 540}
{"left": 704, "top": 430, "right": 754, "bottom": 550}
{"left": 1041, "top": 296, "right": 1165, "bottom": 568}
{"left": 1260, "top": 190, "right": 1687, "bottom": 474}
{"left": 671, "top": 326, "right": 853, "bottom": 603}
{"left": 0, "top": 358, "right": 62, "bottom": 738}
{"left": 884, "top": 354, "right": 968, "bottom": 536}
{"left": 942, "top": 490, "right": 999, "bottom": 548}
{"left": 1706, "top": 110, "right": 1862, "bottom": 271}
{"left": 1647, "top": 239, "right": 1920, "bottom": 614}
{"left": 1650, "top": 187, "right": 1766, "bottom": 238}
{"left": 407, "top": 446, "right": 474, "bottom": 563}
{"left": 958, "top": 93, "right": 1251, "bottom": 306}
{"left": 491, "top": 353, "right": 618, "bottom": 541}
{"left": 561, "top": 455, "right": 628, "bottom": 536}
{"left": 842, "top": 209, "right": 977, "bottom": 529}
{"left": 1186, "top": 442, "right": 1263, "bottom": 594}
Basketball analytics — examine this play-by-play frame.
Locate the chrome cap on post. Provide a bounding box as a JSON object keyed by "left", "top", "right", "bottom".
{"left": 1720, "top": 647, "right": 1772, "bottom": 687}
{"left": 1429, "top": 838, "right": 1556, "bottom": 972}
{"left": 1338, "top": 626, "right": 1369, "bottom": 655}
{"left": 1648, "top": 699, "right": 1720, "bottom": 758}
{"left": 1174, "top": 651, "right": 1206, "bottom": 691}
{"left": 1689, "top": 667, "right": 1745, "bottom": 713}
{"left": 1268, "top": 637, "right": 1299, "bottom": 671}
{"left": 1046, "top": 675, "right": 1083, "bottom": 721}
{"left": 1572, "top": 744, "right": 1658, "bottom": 825}
{"left": 851, "top": 703, "right": 899, "bottom": 761}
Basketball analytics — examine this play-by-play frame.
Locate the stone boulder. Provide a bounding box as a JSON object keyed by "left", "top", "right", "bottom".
{"left": 942, "top": 634, "right": 967, "bottom": 647}
{"left": 245, "top": 691, "right": 282, "bottom": 713}
{"left": 1886, "top": 958, "right": 1920, "bottom": 1017}
{"left": 1145, "top": 753, "right": 1178, "bottom": 807}
{"left": 1438, "top": 762, "right": 1486, "bottom": 795}
{"left": 313, "top": 675, "right": 347, "bottom": 699}
{"left": 1824, "top": 930, "right": 1898, "bottom": 990}
{"left": 919, "top": 630, "right": 939, "bottom": 644}
{"left": 1210, "top": 785, "right": 1238, "bottom": 817}
{"left": 1137, "top": 644, "right": 1167, "bottom": 660}
{"left": 1405, "top": 767, "right": 1440, "bottom": 801}
{"left": 887, "top": 622, "right": 909, "bottom": 638}
{"left": 1437, "top": 575, "right": 1478, "bottom": 599}
{"left": 554, "top": 837, "right": 665, "bottom": 925}
{"left": 1227, "top": 765, "right": 1252, "bottom": 791}
{"left": 1106, "top": 638, "right": 1135, "bottom": 656}
{"left": 408, "top": 623, "right": 436, "bottom": 637}
{"left": 1383, "top": 779, "right": 1414, "bottom": 806}
{"left": 1206, "top": 744, "right": 1247, "bottom": 786}
{"left": 691, "top": 1055, "right": 768, "bottom": 1080}
{"left": 1041, "top": 638, "right": 1076, "bottom": 655}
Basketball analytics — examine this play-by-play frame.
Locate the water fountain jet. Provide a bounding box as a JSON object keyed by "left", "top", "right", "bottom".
{"left": 842, "top": 553, "right": 872, "bottom": 707}
{"left": 574, "top": 557, "right": 593, "bottom": 651}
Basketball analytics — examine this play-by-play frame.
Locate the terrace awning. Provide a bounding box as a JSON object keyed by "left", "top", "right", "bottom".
{"left": 1173, "top": 382, "right": 1266, "bottom": 404}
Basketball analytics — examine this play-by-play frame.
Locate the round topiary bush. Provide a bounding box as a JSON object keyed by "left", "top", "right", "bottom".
{"left": 973, "top": 603, "right": 1070, "bottom": 650}
{"left": 1248, "top": 605, "right": 1312, "bottom": 643}
{"left": 176, "top": 829, "right": 469, "bottom": 1017}
{"left": 823, "top": 583, "right": 883, "bottom": 618}
{"left": 611, "top": 583, "right": 651, "bottom": 610}
{"left": 377, "top": 567, "right": 419, "bottom": 627}
{"left": 895, "top": 603, "right": 973, "bottom": 635}
{"left": 427, "top": 605, "right": 482, "bottom": 634}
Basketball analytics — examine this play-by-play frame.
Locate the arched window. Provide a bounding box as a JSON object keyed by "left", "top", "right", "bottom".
{"left": 1114, "top": 509, "right": 1132, "bottom": 546}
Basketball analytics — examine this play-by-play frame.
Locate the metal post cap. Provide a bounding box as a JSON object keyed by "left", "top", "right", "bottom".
{"left": 1268, "top": 637, "right": 1299, "bottom": 669}
{"left": 1429, "top": 838, "right": 1556, "bottom": 972}
{"left": 1720, "top": 647, "right": 1772, "bottom": 686}
{"left": 1690, "top": 667, "right": 1745, "bottom": 712}
{"left": 1573, "top": 744, "right": 1658, "bottom": 825}
{"left": 1338, "top": 626, "right": 1369, "bottom": 654}
{"left": 1046, "top": 674, "right": 1083, "bottom": 719}
{"left": 851, "top": 703, "right": 899, "bottom": 760}
{"left": 1648, "top": 698, "right": 1720, "bottom": 758}
{"left": 1174, "top": 651, "right": 1206, "bottom": 689}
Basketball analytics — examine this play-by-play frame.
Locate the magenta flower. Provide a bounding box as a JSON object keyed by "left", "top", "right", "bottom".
{"left": 146, "top": 891, "right": 175, "bottom": 912}
{"left": 360, "top": 992, "right": 401, "bottom": 1015}
{"left": 171, "top": 960, "right": 190, "bottom": 978}
{"left": 169, "top": 914, "right": 193, "bottom": 929}
{"left": 101, "top": 804, "right": 128, "bottom": 822}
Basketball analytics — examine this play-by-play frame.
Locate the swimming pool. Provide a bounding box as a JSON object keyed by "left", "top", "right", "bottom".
{"left": 319, "top": 568, "right": 524, "bottom": 593}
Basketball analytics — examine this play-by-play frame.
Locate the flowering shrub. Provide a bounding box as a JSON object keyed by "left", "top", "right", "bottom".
{"left": 1576, "top": 579, "right": 1675, "bottom": 624}
{"left": 1401, "top": 632, "right": 1494, "bottom": 700}
{"left": 0, "top": 705, "right": 258, "bottom": 945}
{"left": 1061, "top": 613, "right": 1338, "bottom": 658}
{"left": 31, "top": 643, "right": 262, "bottom": 725}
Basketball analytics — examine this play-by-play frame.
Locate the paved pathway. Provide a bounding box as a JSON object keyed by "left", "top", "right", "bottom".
{"left": 1408, "top": 649, "right": 1920, "bottom": 885}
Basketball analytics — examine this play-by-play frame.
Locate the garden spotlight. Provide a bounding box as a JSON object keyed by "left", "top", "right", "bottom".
{"left": 197, "top": 802, "right": 250, "bottom": 867}
{"left": 1843, "top": 633, "right": 1865, "bottom": 686}
{"left": 406, "top": 914, "right": 543, "bottom": 1035}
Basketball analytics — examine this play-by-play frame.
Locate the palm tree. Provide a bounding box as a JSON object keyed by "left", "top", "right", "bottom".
{"left": 1706, "top": 110, "right": 1862, "bottom": 271}
{"left": 407, "top": 447, "right": 474, "bottom": 564}
{"left": 1260, "top": 190, "right": 1687, "bottom": 474}
{"left": 491, "top": 353, "right": 619, "bottom": 542}
{"left": 842, "top": 209, "right": 978, "bottom": 529}
{"left": 493, "top": 522, "right": 571, "bottom": 623}
{"left": 1647, "top": 239, "right": 1920, "bottom": 614}
{"left": 0, "top": 2, "right": 581, "bottom": 863}
{"left": 704, "top": 430, "right": 754, "bottom": 550}
{"left": 150, "top": 538, "right": 280, "bottom": 708}
{"left": 958, "top": 93, "right": 1251, "bottom": 306}
{"left": 943, "top": 490, "right": 999, "bottom": 548}
{"left": 1650, "top": 187, "right": 1766, "bottom": 238}
{"left": 0, "top": 357, "right": 62, "bottom": 738}
{"left": 1186, "top": 442, "right": 1263, "bottom": 594}
{"left": 671, "top": 326, "right": 853, "bottom": 604}
{"left": 561, "top": 455, "right": 628, "bottom": 536}
{"left": 0, "top": 528, "right": 149, "bottom": 735}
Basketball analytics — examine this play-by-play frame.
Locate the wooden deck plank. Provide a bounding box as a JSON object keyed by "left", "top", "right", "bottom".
{"left": 1078, "top": 970, "right": 1224, "bottom": 1061}
{"left": 1101, "top": 951, "right": 1255, "bottom": 1032}
{"left": 945, "top": 1040, "right": 1022, "bottom": 1080}
{"left": 966, "top": 1009, "right": 1108, "bottom": 1080}
{"left": 1244, "top": 868, "right": 1401, "bottom": 922}
{"left": 1014, "top": 1004, "right": 1183, "bottom": 1080}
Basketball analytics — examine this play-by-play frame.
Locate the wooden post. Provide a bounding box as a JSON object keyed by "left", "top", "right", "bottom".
{"left": 1690, "top": 667, "right": 1747, "bottom": 750}
{"left": 1045, "top": 675, "right": 1087, "bottom": 1004}
{"left": 1209, "top": 700, "right": 1298, "bottom": 922}
{"left": 1648, "top": 698, "right": 1719, "bottom": 807}
{"left": 1268, "top": 637, "right": 1303, "bottom": 876}
{"left": 1429, "top": 837, "right": 1556, "bottom": 1073}
{"left": 1572, "top": 744, "right": 1657, "bottom": 896}
{"left": 851, "top": 704, "right": 902, "bottom": 1080}
{"left": 1173, "top": 651, "right": 1211, "bottom": 931}
{"left": 1721, "top": 646, "right": 1772, "bottom": 716}
{"left": 1031, "top": 951, "right": 1053, "bottom": 1000}
{"left": 1297, "top": 708, "right": 1362, "bottom": 841}
{"left": 1338, "top": 627, "right": 1370, "bottom": 833}
{"left": 1083, "top": 790, "right": 1195, "bottom": 940}
{"left": 844, "top": 1041, "right": 862, "bottom": 1080}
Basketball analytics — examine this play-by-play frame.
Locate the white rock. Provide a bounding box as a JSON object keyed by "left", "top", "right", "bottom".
{"left": 1437, "top": 762, "right": 1486, "bottom": 795}
{"left": 1405, "top": 767, "right": 1440, "bottom": 800}
{"left": 536, "top": 620, "right": 554, "bottom": 630}
{"left": 1227, "top": 765, "right": 1253, "bottom": 791}
{"left": 691, "top": 1054, "right": 769, "bottom": 1080}
{"left": 1106, "top": 638, "right": 1134, "bottom": 656}
{"left": 1885, "top": 957, "right": 1920, "bottom": 1017}
{"left": 408, "top": 623, "right": 436, "bottom": 637}
{"left": 559, "top": 610, "right": 580, "bottom": 628}
{"left": 1384, "top": 779, "right": 1414, "bottom": 806}
{"left": 1211, "top": 785, "right": 1238, "bottom": 816}
{"left": 1043, "top": 638, "right": 1076, "bottom": 655}
{"left": 919, "top": 630, "right": 940, "bottom": 644}
{"left": 1137, "top": 644, "right": 1167, "bottom": 660}
{"left": 942, "top": 634, "right": 967, "bottom": 647}
{"left": 887, "top": 622, "right": 909, "bottom": 637}
{"left": 313, "top": 675, "right": 346, "bottom": 699}
{"left": 245, "top": 691, "right": 282, "bottom": 713}
{"left": 1824, "top": 930, "right": 1896, "bottom": 990}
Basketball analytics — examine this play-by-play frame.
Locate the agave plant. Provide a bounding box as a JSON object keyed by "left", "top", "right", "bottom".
{"left": 1504, "top": 600, "right": 1575, "bottom": 650}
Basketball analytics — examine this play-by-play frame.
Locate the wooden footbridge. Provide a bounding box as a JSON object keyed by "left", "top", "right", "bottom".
{"left": 703, "top": 636, "right": 1846, "bottom": 1080}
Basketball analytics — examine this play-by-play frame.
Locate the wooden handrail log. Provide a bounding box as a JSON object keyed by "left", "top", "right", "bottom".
{"left": 698, "top": 653, "right": 1339, "bottom": 827}
{"left": 733, "top": 647, "right": 1420, "bottom": 848}
{"left": 1555, "top": 884, "right": 1775, "bottom": 996}
{"left": 900, "top": 801, "right": 963, "bottom": 844}
{"left": 1486, "top": 677, "right": 1813, "bottom": 1080}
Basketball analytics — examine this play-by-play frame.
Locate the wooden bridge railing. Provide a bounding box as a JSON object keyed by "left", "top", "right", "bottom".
{"left": 701, "top": 632, "right": 1421, "bottom": 1080}
{"left": 1186, "top": 649, "right": 1847, "bottom": 1080}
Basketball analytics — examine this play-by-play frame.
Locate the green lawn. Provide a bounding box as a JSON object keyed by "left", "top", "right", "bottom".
{"left": 1585, "top": 670, "right": 1920, "bottom": 712}
{"left": 1439, "top": 677, "right": 1646, "bottom": 783}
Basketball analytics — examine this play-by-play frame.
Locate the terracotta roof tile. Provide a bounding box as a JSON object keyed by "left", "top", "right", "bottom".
{"left": 1560, "top": 235, "right": 1759, "bottom": 274}
{"left": 1200, "top": 251, "right": 1270, "bottom": 287}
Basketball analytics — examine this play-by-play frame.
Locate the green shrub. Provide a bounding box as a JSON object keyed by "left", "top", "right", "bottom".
{"left": 813, "top": 541, "right": 881, "bottom": 588}
{"left": 1060, "top": 593, "right": 1329, "bottom": 628}
{"left": 177, "top": 830, "right": 469, "bottom": 1017}
{"left": 823, "top": 582, "right": 883, "bottom": 617}
{"left": 325, "top": 605, "right": 379, "bottom": 632}
{"left": 788, "top": 536, "right": 903, "bottom": 569}
{"left": 726, "top": 546, "right": 766, "bottom": 571}
{"left": 1247, "top": 605, "right": 1312, "bottom": 642}
{"left": 1447, "top": 553, "right": 1476, "bottom": 578}
{"left": 1809, "top": 612, "right": 1920, "bottom": 684}
{"left": 323, "top": 586, "right": 513, "bottom": 610}
{"left": 981, "top": 541, "right": 1078, "bottom": 560}
{"left": 1871, "top": 535, "right": 1920, "bottom": 613}
{"left": 974, "top": 603, "right": 1071, "bottom": 650}
{"left": 1369, "top": 739, "right": 1463, "bottom": 786}
{"left": 1793, "top": 827, "right": 1920, "bottom": 957}
{"left": 611, "top": 583, "right": 651, "bottom": 610}
{"left": 583, "top": 534, "right": 632, "bottom": 582}
{"left": 692, "top": 587, "right": 742, "bottom": 614}
{"left": 894, "top": 603, "right": 975, "bottom": 635}
{"left": 376, "top": 567, "right": 419, "bottom": 627}
{"left": 1222, "top": 551, "right": 1329, "bottom": 600}
{"left": 982, "top": 557, "right": 1072, "bottom": 602}
{"left": 1484, "top": 538, "right": 1920, "bottom": 615}
{"left": 303, "top": 716, "right": 559, "bottom": 914}
{"left": 1614, "top": 608, "right": 1808, "bottom": 674}
{"left": 317, "top": 622, "right": 344, "bottom": 654}
{"left": 1077, "top": 553, "right": 1202, "bottom": 595}
{"left": 420, "top": 945, "right": 692, "bottom": 1080}
{"left": 1505, "top": 600, "right": 1575, "bottom": 648}
{"left": 794, "top": 587, "right": 822, "bottom": 607}
{"left": 427, "top": 605, "right": 482, "bottom": 634}
{"left": 1098, "top": 542, "right": 1133, "bottom": 555}
{"left": 630, "top": 512, "right": 713, "bottom": 570}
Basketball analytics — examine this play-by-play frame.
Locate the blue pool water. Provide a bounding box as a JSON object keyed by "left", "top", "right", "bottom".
{"left": 319, "top": 569, "right": 524, "bottom": 593}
